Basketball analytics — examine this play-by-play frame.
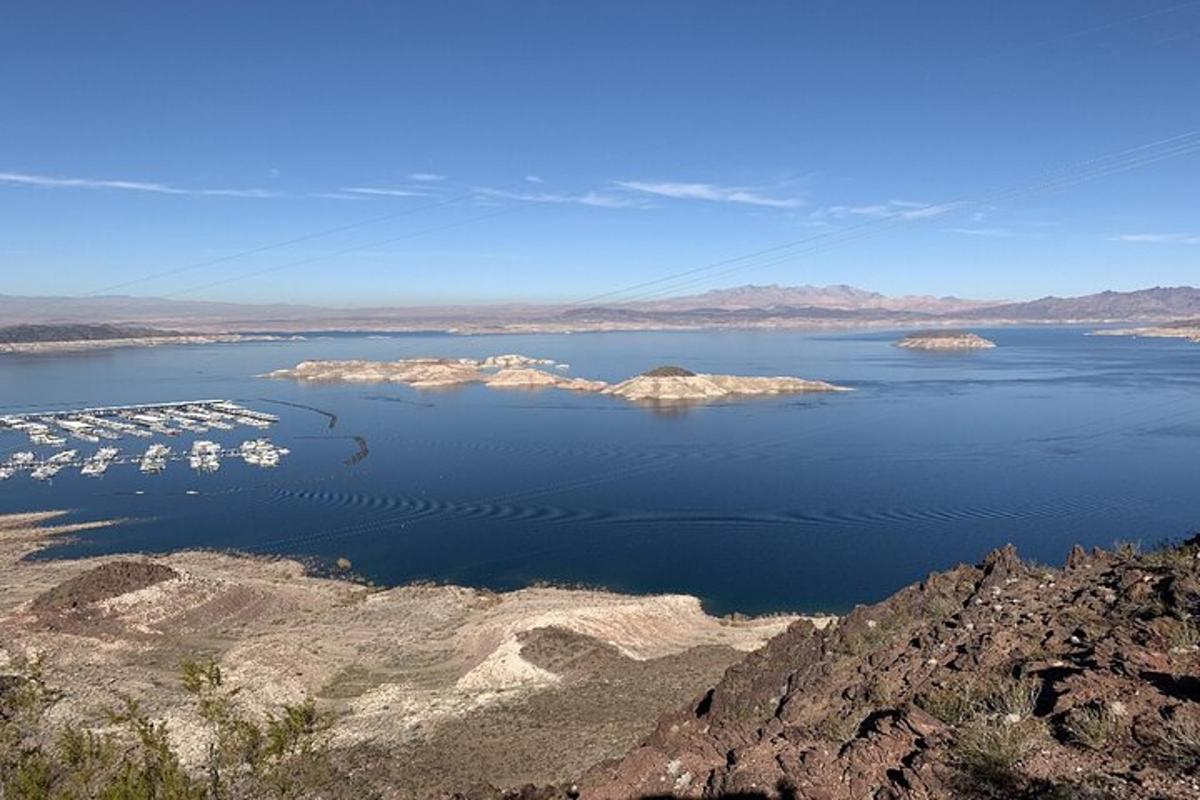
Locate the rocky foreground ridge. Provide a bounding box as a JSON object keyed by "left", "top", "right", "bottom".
{"left": 452, "top": 540, "right": 1200, "bottom": 799}
{"left": 566, "top": 541, "right": 1200, "bottom": 799}
{"left": 262, "top": 356, "right": 850, "bottom": 402}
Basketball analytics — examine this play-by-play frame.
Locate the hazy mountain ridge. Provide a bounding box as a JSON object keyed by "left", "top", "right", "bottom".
{"left": 633, "top": 283, "right": 996, "bottom": 313}
{"left": 4, "top": 285, "right": 1200, "bottom": 333}
{"left": 958, "top": 285, "right": 1200, "bottom": 321}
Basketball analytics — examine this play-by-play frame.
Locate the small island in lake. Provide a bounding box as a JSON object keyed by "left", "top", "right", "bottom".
{"left": 263, "top": 356, "right": 850, "bottom": 402}
{"left": 605, "top": 365, "right": 848, "bottom": 401}
{"left": 894, "top": 330, "right": 997, "bottom": 351}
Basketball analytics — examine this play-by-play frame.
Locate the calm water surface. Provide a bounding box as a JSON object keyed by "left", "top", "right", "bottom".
{"left": 1, "top": 328, "right": 1197, "bottom": 615}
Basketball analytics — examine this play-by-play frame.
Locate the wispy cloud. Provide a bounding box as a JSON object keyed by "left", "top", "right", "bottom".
{"left": 614, "top": 180, "right": 803, "bottom": 209}
{"left": 475, "top": 186, "right": 636, "bottom": 208}
{"left": 340, "top": 186, "right": 429, "bottom": 198}
{"left": 0, "top": 170, "right": 281, "bottom": 198}
{"left": 1110, "top": 232, "right": 1200, "bottom": 244}
{"left": 308, "top": 192, "right": 366, "bottom": 201}
{"left": 524, "top": 175, "right": 544, "bottom": 184}
{"left": 948, "top": 226, "right": 1023, "bottom": 238}
{"left": 408, "top": 172, "right": 445, "bottom": 182}
{"left": 814, "top": 199, "right": 959, "bottom": 221}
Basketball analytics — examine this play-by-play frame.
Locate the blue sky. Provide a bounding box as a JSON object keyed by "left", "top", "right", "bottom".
{"left": 1, "top": 1, "right": 1198, "bottom": 305}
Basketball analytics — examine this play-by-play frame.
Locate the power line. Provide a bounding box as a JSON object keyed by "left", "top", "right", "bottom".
{"left": 160, "top": 207, "right": 520, "bottom": 298}
{"left": 569, "top": 130, "right": 1200, "bottom": 307}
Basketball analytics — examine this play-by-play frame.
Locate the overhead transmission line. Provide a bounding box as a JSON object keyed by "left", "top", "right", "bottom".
{"left": 568, "top": 129, "right": 1200, "bottom": 307}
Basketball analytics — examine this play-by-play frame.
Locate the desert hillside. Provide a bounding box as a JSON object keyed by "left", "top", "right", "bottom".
{"left": 578, "top": 541, "right": 1200, "bottom": 799}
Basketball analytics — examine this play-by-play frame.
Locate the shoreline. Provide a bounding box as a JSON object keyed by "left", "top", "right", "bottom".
{"left": 0, "top": 333, "right": 298, "bottom": 355}
{"left": 0, "top": 511, "right": 830, "bottom": 795}
{"left": 0, "top": 319, "right": 1173, "bottom": 355}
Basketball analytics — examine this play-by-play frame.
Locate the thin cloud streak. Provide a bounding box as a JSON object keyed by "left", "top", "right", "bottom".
{"left": 475, "top": 186, "right": 636, "bottom": 208}
{"left": 341, "top": 186, "right": 430, "bottom": 197}
{"left": 0, "top": 170, "right": 281, "bottom": 198}
{"left": 615, "top": 180, "right": 803, "bottom": 208}
{"left": 814, "top": 199, "right": 960, "bottom": 221}
{"left": 408, "top": 172, "right": 446, "bottom": 182}
{"left": 948, "top": 226, "right": 1024, "bottom": 238}
{"left": 1110, "top": 232, "right": 1200, "bottom": 244}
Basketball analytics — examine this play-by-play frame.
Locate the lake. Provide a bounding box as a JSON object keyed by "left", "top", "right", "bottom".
{"left": 1, "top": 327, "right": 1197, "bottom": 615}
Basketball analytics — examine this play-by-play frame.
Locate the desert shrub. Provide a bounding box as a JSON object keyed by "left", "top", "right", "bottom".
{"left": 917, "top": 673, "right": 1040, "bottom": 728}
{"left": 1164, "top": 618, "right": 1200, "bottom": 652}
{"left": 814, "top": 711, "right": 860, "bottom": 744}
{"left": 2, "top": 680, "right": 202, "bottom": 800}
{"left": 953, "top": 717, "right": 1039, "bottom": 789}
{"left": 180, "top": 656, "right": 335, "bottom": 798}
{"left": 1062, "top": 702, "right": 1122, "bottom": 749}
{"left": 1160, "top": 711, "right": 1200, "bottom": 772}
{"left": 983, "top": 675, "right": 1039, "bottom": 721}
{"left": 1, "top": 654, "right": 344, "bottom": 800}
{"left": 915, "top": 679, "right": 981, "bottom": 726}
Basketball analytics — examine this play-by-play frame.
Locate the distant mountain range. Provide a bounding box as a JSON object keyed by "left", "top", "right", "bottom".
{"left": 631, "top": 284, "right": 992, "bottom": 314}
{"left": 956, "top": 286, "right": 1200, "bottom": 321}
{"left": 2, "top": 285, "right": 1199, "bottom": 333}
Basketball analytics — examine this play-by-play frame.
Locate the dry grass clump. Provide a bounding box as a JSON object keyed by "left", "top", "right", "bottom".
{"left": 917, "top": 673, "right": 1045, "bottom": 791}
{"left": 953, "top": 717, "right": 1040, "bottom": 787}
{"left": 1160, "top": 711, "right": 1200, "bottom": 772}
{"left": 916, "top": 674, "right": 1039, "bottom": 727}
{"left": 1061, "top": 702, "right": 1122, "bottom": 749}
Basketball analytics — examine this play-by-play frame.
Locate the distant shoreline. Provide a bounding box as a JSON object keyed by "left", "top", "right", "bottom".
{"left": 0, "top": 319, "right": 1189, "bottom": 354}
{"left": 0, "top": 333, "right": 296, "bottom": 355}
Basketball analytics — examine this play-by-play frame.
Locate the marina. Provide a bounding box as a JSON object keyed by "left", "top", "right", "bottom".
{"left": 0, "top": 400, "right": 279, "bottom": 448}
{"left": 0, "top": 400, "right": 289, "bottom": 482}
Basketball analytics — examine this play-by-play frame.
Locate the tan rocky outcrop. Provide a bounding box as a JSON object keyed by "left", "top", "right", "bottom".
{"left": 484, "top": 368, "right": 608, "bottom": 392}
{"left": 604, "top": 374, "right": 849, "bottom": 401}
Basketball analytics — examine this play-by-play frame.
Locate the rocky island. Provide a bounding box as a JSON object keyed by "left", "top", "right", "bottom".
{"left": 605, "top": 365, "right": 849, "bottom": 402}
{"left": 895, "top": 330, "right": 997, "bottom": 351}
{"left": 263, "top": 356, "right": 850, "bottom": 402}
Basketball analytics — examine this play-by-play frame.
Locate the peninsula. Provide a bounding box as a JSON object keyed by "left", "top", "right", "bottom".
{"left": 262, "top": 357, "right": 850, "bottom": 401}
{"left": 0, "top": 323, "right": 285, "bottom": 354}
{"left": 895, "top": 330, "right": 997, "bottom": 351}
{"left": 1093, "top": 319, "right": 1200, "bottom": 343}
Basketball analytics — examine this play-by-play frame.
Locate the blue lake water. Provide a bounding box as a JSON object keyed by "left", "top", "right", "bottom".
{"left": 1, "top": 327, "right": 1197, "bottom": 615}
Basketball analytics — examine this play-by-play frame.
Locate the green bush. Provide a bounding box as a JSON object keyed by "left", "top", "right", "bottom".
{"left": 1, "top": 653, "right": 344, "bottom": 800}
